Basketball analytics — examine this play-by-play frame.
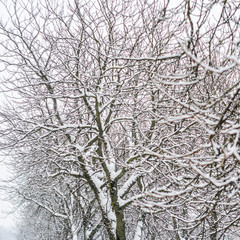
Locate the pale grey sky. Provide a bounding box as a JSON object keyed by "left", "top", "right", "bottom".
{"left": 0, "top": 162, "right": 16, "bottom": 233}
{"left": 0, "top": 0, "right": 17, "bottom": 236}
{"left": 0, "top": 225, "right": 16, "bottom": 240}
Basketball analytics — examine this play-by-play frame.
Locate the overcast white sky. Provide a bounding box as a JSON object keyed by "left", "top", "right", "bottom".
{"left": 0, "top": 1, "right": 18, "bottom": 238}
{"left": 0, "top": 163, "right": 15, "bottom": 228}
{"left": 0, "top": 162, "right": 17, "bottom": 240}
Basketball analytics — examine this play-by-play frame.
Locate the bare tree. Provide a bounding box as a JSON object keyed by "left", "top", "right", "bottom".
{"left": 0, "top": 0, "right": 240, "bottom": 239}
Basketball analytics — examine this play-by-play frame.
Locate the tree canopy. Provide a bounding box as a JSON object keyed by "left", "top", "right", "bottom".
{"left": 0, "top": 0, "right": 240, "bottom": 239}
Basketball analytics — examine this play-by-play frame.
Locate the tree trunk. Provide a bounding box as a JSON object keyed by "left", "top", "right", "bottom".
{"left": 116, "top": 209, "right": 126, "bottom": 240}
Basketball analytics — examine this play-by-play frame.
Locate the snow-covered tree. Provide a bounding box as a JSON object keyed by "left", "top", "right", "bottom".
{"left": 0, "top": 0, "right": 240, "bottom": 239}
